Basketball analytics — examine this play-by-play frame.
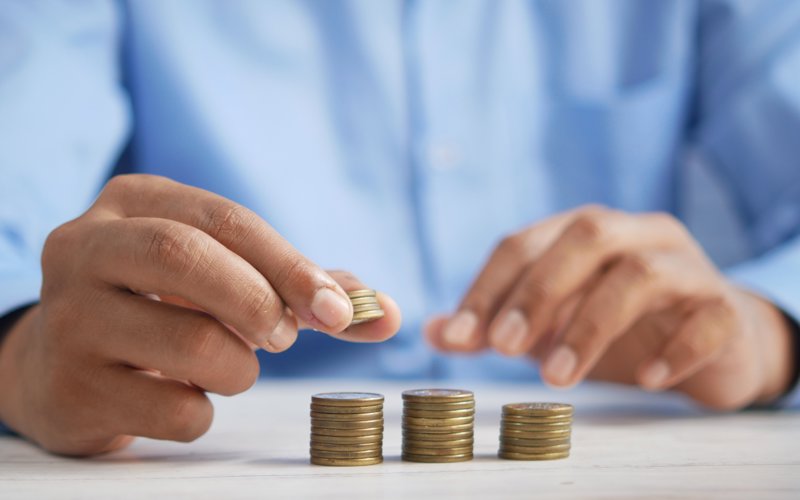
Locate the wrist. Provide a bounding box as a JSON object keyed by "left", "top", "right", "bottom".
{"left": 0, "top": 305, "right": 39, "bottom": 434}
{"left": 746, "top": 293, "right": 797, "bottom": 405}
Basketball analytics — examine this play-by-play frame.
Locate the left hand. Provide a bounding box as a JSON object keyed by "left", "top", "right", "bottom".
{"left": 425, "top": 206, "right": 795, "bottom": 410}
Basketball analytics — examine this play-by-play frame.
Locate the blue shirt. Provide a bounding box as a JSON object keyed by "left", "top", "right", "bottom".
{"left": 1, "top": 0, "right": 800, "bottom": 387}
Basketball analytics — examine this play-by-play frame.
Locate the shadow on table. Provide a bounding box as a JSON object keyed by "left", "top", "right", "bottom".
{"left": 92, "top": 450, "right": 311, "bottom": 466}
{"left": 90, "top": 450, "right": 247, "bottom": 464}
{"left": 574, "top": 404, "right": 754, "bottom": 427}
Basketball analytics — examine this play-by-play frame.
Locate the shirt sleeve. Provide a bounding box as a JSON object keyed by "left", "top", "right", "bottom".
{"left": 0, "top": 0, "right": 130, "bottom": 319}
{"left": 694, "top": 0, "right": 800, "bottom": 403}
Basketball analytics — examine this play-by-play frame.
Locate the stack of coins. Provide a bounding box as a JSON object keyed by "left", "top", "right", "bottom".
{"left": 401, "top": 389, "right": 475, "bottom": 463}
{"left": 309, "top": 392, "right": 384, "bottom": 466}
{"left": 347, "top": 289, "right": 385, "bottom": 325}
{"left": 498, "top": 402, "right": 573, "bottom": 460}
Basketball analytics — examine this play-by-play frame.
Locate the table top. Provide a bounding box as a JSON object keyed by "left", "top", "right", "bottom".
{"left": 1, "top": 379, "right": 798, "bottom": 499}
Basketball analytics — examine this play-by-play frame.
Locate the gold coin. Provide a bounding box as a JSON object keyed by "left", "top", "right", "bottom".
{"left": 309, "top": 441, "right": 382, "bottom": 452}
{"left": 403, "top": 408, "right": 475, "bottom": 418}
{"left": 501, "top": 414, "right": 572, "bottom": 425}
{"left": 402, "top": 430, "right": 474, "bottom": 442}
{"left": 310, "top": 410, "right": 383, "bottom": 421}
{"left": 311, "top": 392, "right": 384, "bottom": 407}
{"left": 352, "top": 308, "right": 384, "bottom": 316}
{"left": 403, "top": 438, "right": 474, "bottom": 449}
{"left": 403, "top": 446, "right": 473, "bottom": 456}
{"left": 310, "top": 403, "right": 383, "bottom": 414}
{"left": 402, "top": 389, "right": 474, "bottom": 403}
{"left": 312, "top": 418, "right": 383, "bottom": 430}
{"left": 402, "top": 453, "right": 473, "bottom": 463}
{"left": 498, "top": 450, "right": 570, "bottom": 461}
{"left": 502, "top": 402, "right": 573, "bottom": 417}
{"left": 346, "top": 289, "right": 377, "bottom": 299}
{"left": 402, "top": 422, "right": 474, "bottom": 433}
{"left": 310, "top": 433, "right": 383, "bottom": 445}
{"left": 403, "top": 401, "right": 475, "bottom": 411}
{"left": 500, "top": 428, "right": 571, "bottom": 440}
{"left": 350, "top": 310, "right": 385, "bottom": 324}
{"left": 402, "top": 415, "right": 474, "bottom": 427}
{"left": 352, "top": 302, "right": 384, "bottom": 311}
{"left": 310, "top": 456, "right": 383, "bottom": 467}
{"left": 311, "top": 427, "right": 383, "bottom": 437}
{"left": 352, "top": 303, "right": 383, "bottom": 308}
{"left": 352, "top": 307, "right": 385, "bottom": 316}
{"left": 499, "top": 436, "right": 571, "bottom": 448}
{"left": 310, "top": 448, "right": 382, "bottom": 459}
{"left": 499, "top": 443, "right": 571, "bottom": 454}
{"left": 500, "top": 420, "right": 571, "bottom": 430}
{"left": 349, "top": 296, "right": 380, "bottom": 306}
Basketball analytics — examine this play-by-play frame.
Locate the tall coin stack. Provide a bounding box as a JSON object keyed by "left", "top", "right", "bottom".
{"left": 401, "top": 389, "right": 475, "bottom": 463}
{"left": 347, "top": 289, "right": 385, "bottom": 325}
{"left": 498, "top": 402, "right": 572, "bottom": 460}
{"left": 310, "top": 392, "right": 384, "bottom": 466}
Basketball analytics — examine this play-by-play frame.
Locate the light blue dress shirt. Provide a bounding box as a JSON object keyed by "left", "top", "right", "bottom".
{"left": 1, "top": 1, "right": 800, "bottom": 389}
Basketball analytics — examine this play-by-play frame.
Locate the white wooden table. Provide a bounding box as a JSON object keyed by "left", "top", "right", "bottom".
{"left": 1, "top": 379, "right": 798, "bottom": 499}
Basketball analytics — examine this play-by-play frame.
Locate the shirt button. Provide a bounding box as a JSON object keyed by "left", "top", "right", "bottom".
{"left": 427, "top": 143, "right": 461, "bottom": 171}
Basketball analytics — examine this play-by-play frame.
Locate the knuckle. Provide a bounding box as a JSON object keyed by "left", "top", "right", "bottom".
{"left": 42, "top": 223, "right": 76, "bottom": 272}
{"left": 270, "top": 255, "right": 314, "bottom": 292}
{"left": 104, "top": 173, "right": 161, "bottom": 194}
{"left": 204, "top": 202, "right": 257, "bottom": 246}
{"left": 103, "top": 174, "right": 136, "bottom": 195}
{"left": 618, "top": 253, "right": 657, "bottom": 283}
{"left": 518, "top": 274, "right": 553, "bottom": 307}
{"left": 222, "top": 353, "right": 261, "bottom": 395}
{"left": 495, "top": 234, "right": 528, "bottom": 259}
{"left": 184, "top": 320, "right": 225, "bottom": 363}
{"left": 144, "top": 225, "right": 209, "bottom": 278}
{"left": 675, "top": 333, "right": 712, "bottom": 360}
{"left": 168, "top": 393, "right": 213, "bottom": 442}
{"left": 704, "top": 298, "right": 737, "bottom": 322}
{"left": 572, "top": 316, "right": 605, "bottom": 348}
{"left": 578, "top": 203, "right": 611, "bottom": 215}
{"left": 567, "top": 211, "right": 608, "bottom": 245}
{"left": 239, "top": 283, "right": 282, "bottom": 331}
{"left": 462, "top": 289, "right": 496, "bottom": 317}
{"left": 650, "top": 212, "right": 690, "bottom": 240}
{"left": 102, "top": 174, "right": 156, "bottom": 201}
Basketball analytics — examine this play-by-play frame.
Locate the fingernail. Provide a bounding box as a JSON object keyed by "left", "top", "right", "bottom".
{"left": 542, "top": 345, "right": 577, "bottom": 385}
{"left": 490, "top": 310, "right": 529, "bottom": 354}
{"left": 442, "top": 310, "right": 478, "bottom": 346}
{"left": 641, "top": 360, "right": 670, "bottom": 390}
{"left": 310, "top": 287, "right": 351, "bottom": 329}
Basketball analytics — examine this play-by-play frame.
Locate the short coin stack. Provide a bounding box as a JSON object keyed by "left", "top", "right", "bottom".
{"left": 498, "top": 402, "right": 573, "bottom": 460}
{"left": 347, "top": 289, "right": 385, "bottom": 325}
{"left": 402, "top": 389, "right": 475, "bottom": 463}
{"left": 310, "top": 392, "right": 384, "bottom": 466}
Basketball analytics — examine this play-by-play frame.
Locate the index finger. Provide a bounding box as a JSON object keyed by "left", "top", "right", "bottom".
{"left": 95, "top": 175, "right": 353, "bottom": 333}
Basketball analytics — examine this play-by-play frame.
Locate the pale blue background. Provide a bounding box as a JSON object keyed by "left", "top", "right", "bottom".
{"left": 0, "top": 1, "right": 799, "bottom": 390}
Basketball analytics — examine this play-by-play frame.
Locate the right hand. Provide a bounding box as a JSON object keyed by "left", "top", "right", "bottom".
{"left": 0, "top": 174, "right": 401, "bottom": 456}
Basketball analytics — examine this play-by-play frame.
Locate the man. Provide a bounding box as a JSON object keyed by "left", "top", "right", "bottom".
{"left": 0, "top": 0, "right": 798, "bottom": 456}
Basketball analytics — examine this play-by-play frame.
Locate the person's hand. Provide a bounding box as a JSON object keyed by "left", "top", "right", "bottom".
{"left": 426, "top": 206, "right": 794, "bottom": 410}
{"left": 0, "top": 175, "right": 401, "bottom": 456}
